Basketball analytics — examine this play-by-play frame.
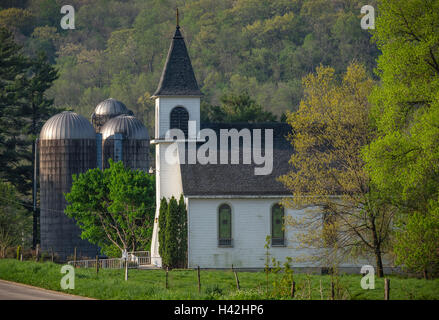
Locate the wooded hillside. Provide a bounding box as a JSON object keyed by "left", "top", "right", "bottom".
{"left": 0, "top": 0, "right": 379, "bottom": 131}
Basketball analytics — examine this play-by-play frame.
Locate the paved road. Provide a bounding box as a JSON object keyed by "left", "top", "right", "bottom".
{"left": 0, "top": 279, "right": 91, "bottom": 300}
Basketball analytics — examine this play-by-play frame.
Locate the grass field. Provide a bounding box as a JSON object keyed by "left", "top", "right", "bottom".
{"left": 0, "top": 259, "right": 438, "bottom": 300}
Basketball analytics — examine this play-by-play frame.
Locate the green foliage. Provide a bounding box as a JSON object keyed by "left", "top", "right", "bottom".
{"left": 394, "top": 204, "right": 439, "bottom": 278}
{"left": 160, "top": 195, "right": 188, "bottom": 269}
{"left": 158, "top": 197, "right": 168, "bottom": 260}
{"left": 1, "top": 0, "right": 379, "bottom": 122}
{"left": 163, "top": 196, "right": 179, "bottom": 269}
{"left": 279, "top": 62, "right": 392, "bottom": 276}
{"left": 2, "top": 259, "right": 439, "bottom": 299}
{"left": 0, "top": 27, "right": 59, "bottom": 197}
{"left": 364, "top": 0, "right": 439, "bottom": 212}
{"left": 64, "top": 160, "right": 156, "bottom": 255}
{"left": 362, "top": 0, "right": 439, "bottom": 273}
{"left": 202, "top": 92, "right": 277, "bottom": 123}
{"left": 0, "top": 182, "right": 31, "bottom": 258}
{"left": 177, "top": 195, "right": 188, "bottom": 267}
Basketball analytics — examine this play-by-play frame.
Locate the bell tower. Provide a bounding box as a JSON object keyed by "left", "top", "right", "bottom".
{"left": 150, "top": 14, "right": 202, "bottom": 267}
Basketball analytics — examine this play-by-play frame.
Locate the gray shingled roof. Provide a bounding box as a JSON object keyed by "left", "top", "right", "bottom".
{"left": 180, "top": 123, "right": 294, "bottom": 196}
{"left": 153, "top": 27, "right": 202, "bottom": 97}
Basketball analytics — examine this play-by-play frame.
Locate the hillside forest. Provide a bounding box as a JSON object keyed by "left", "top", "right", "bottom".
{"left": 0, "top": 0, "right": 379, "bottom": 131}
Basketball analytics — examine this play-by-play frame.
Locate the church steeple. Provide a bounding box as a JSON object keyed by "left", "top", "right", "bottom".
{"left": 152, "top": 12, "right": 202, "bottom": 97}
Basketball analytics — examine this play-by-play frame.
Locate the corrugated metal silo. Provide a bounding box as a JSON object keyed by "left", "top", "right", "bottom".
{"left": 39, "top": 111, "right": 99, "bottom": 260}
{"left": 101, "top": 115, "right": 150, "bottom": 171}
{"left": 91, "top": 98, "right": 133, "bottom": 132}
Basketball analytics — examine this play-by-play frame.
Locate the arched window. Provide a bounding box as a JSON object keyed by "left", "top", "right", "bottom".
{"left": 271, "top": 204, "right": 285, "bottom": 246}
{"left": 170, "top": 106, "right": 189, "bottom": 137}
{"left": 218, "top": 204, "right": 232, "bottom": 246}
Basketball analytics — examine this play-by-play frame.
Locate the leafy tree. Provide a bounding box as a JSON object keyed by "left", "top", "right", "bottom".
{"left": 363, "top": 0, "right": 439, "bottom": 216}
{"left": 0, "top": 8, "right": 34, "bottom": 36}
{"left": 202, "top": 92, "right": 277, "bottom": 123}
{"left": 0, "top": 182, "right": 31, "bottom": 258}
{"left": 362, "top": 0, "right": 439, "bottom": 274}
{"left": 279, "top": 62, "right": 392, "bottom": 277}
{"left": 65, "top": 160, "right": 156, "bottom": 256}
{"left": 394, "top": 203, "right": 439, "bottom": 279}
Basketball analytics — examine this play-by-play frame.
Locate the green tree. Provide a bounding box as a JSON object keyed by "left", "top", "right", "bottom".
{"left": 279, "top": 62, "right": 392, "bottom": 277}
{"left": 158, "top": 197, "right": 168, "bottom": 262}
{"left": 202, "top": 92, "right": 277, "bottom": 123}
{"left": 0, "top": 27, "right": 29, "bottom": 192}
{"left": 163, "top": 196, "right": 179, "bottom": 269}
{"left": 0, "top": 28, "right": 59, "bottom": 247}
{"left": 0, "top": 182, "right": 31, "bottom": 258}
{"left": 394, "top": 204, "right": 439, "bottom": 279}
{"left": 364, "top": 0, "right": 439, "bottom": 202}
{"left": 362, "top": 0, "right": 439, "bottom": 271}
{"left": 177, "top": 194, "right": 187, "bottom": 268}
{"left": 65, "top": 160, "right": 156, "bottom": 256}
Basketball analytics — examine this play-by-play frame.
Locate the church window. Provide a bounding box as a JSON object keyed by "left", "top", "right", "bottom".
{"left": 271, "top": 204, "right": 285, "bottom": 246}
{"left": 218, "top": 204, "right": 232, "bottom": 246}
{"left": 170, "top": 106, "right": 189, "bottom": 137}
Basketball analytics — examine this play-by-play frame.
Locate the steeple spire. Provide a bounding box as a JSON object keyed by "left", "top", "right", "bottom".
{"left": 152, "top": 14, "right": 202, "bottom": 97}
{"left": 176, "top": 8, "right": 179, "bottom": 28}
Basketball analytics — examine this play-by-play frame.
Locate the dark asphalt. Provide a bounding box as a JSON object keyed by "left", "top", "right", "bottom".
{"left": 0, "top": 279, "right": 91, "bottom": 300}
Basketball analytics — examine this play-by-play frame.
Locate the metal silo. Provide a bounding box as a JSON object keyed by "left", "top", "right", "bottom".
{"left": 39, "top": 111, "right": 99, "bottom": 260}
{"left": 101, "top": 115, "right": 150, "bottom": 171}
{"left": 91, "top": 98, "right": 133, "bottom": 132}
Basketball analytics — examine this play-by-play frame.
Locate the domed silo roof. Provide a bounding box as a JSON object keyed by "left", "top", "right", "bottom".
{"left": 94, "top": 98, "right": 129, "bottom": 116}
{"left": 101, "top": 115, "right": 149, "bottom": 140}
{"left": 40, "top": 111, "right": 96, "bottom": 140}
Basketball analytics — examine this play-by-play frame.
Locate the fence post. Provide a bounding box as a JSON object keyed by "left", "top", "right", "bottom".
{"left": 165, "top": 267, "right": 169, "bottom": 289}
{"left": 16, "top": 245, "right": 21, "bottom": 260}
{"left": 73, "top": 247, "right": 77, "bottom": 268}
{"left": 319, "top": 280, "right": 323, "bottom": 300}
{"left": 96, "top": 255, "right": 99, "bottom": 275}
{"left": 231, "top": 265, "right": 240, "bottom": 290}
{"left": 331, "top": 281, "right": 335, "bottom": 300}
{"left": 291, "top": 281, "right": 296, "bottom": 298}
{"left": 35, "top": 244, "right": 39, "bottom": 262}
{"left": 124, "top": 257, "right": 128, "bottom": 281}
{"left": 197, "top": 266, "right": 201, "bottom": 293}
{"left": 384, "top": 278, "right": 390, "bottom": 300}
{"left": 51, "top": 248, "right": 54, "bottom": 263}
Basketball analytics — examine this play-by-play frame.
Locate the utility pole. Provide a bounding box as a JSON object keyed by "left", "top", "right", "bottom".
{"left": 32, "top": 138, "right": 39, "bottom": 249}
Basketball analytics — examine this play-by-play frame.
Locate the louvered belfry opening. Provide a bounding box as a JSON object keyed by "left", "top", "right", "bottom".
{"left": 170, "top": 106, "right": 189, "bottom": 137}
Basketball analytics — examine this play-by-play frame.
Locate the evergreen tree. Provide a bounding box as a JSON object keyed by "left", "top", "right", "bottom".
{"left": 0, "top": 27, "right": 29, "bottom": 190}
{"left": 158, "top": 197, "right": 168, "bottom": 266}
{"left": 0, "top": 28, "right": 58, "bottom": 247}
{"left": 164, "top": 196, "right": 179, "bottom": 269}
{"left": 177, "top": 195, "right": 187, "bottom": 268}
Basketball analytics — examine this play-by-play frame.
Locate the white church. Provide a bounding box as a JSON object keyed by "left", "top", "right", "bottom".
{"left": 149, "top": 22, "right": 383, "bottom": 272}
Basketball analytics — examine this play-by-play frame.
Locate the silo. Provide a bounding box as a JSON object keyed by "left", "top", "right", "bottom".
{"left": 39, "top": 111, "right": 99, "bottom": 260}
{"left": 91, "top": 98, "right": 133, "bottom": 132}
{"left": 101, "top": 115, "right": 150, "bottom": 171}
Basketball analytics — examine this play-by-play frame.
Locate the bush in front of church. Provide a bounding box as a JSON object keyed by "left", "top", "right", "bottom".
{"left": 160, "top": 195, "right": 188, "bottom": 269}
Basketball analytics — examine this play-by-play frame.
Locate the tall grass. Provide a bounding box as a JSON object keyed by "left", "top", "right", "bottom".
{"left": 0, "top": 259, "right": 438, "bottom": 300}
